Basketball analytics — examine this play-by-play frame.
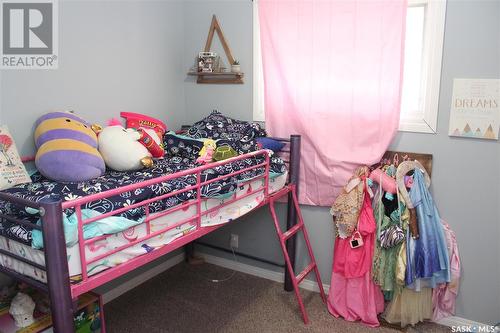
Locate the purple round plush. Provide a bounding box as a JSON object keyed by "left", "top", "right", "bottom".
{"left": 34, "top": 111, "right": 89, "bottom": 128}
{"left": 34, "top": 112, "right": 105, "bottom": 182}
{"left": 36, "top": 150, "right": 105, "bottom": 182}
{"left": 36, "top": 129, "right": 98, "bottom": 148}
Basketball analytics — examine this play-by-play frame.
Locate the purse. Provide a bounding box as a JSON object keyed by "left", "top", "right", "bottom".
{"left": 379, "top": 224, "right": 404, "bottom": 248}
{"left": 350, "top": 230, "right": 364, "bottom": 249}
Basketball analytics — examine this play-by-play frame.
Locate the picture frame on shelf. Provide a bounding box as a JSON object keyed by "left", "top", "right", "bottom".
{"left": 198, "top": 51, "right": 217, "bottom": 73}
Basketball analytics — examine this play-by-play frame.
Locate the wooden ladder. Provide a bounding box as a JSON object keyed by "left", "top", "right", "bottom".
{"left": 268, "top": 185, "right": 327, "bottom": 324}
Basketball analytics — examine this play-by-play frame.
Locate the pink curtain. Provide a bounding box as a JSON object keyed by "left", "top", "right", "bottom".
{"left": 259, "top": 0, "right": 407, "bottom": 206}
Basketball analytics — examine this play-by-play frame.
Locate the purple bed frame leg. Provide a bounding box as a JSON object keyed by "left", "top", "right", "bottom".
{"left": 285, "top": 135, "right": 301, "bottom": 292}
{"left": 40, "top": 198, "right": 75, "bottom": 333}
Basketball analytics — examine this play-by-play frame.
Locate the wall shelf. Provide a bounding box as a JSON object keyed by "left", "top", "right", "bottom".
{"left": 189, "top": 15, "right": 243, "bottom": 85}
{"left": 188, "top": 71, "right": 244, "bottom": 84}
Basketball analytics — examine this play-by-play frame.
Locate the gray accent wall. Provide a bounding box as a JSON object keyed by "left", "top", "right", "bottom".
{"left": 0, "top": 0, "right": 187, "bottom": 295}
{"left": 390, "top": 1, "right": 500, "bottom": 324}
{"left": 184, "top": 0, "right": 500, "bottom": 325}
{"left": 183, "top": 0, "right": 254, "bottom": 124}
{"left": 0, "top": 0, "right": 498, "bottom": 326}
{"left": 1, "top": 0, "right": 186, "bottom": 156}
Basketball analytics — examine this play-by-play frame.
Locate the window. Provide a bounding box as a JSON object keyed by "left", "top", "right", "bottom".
{"left": 399, "top": 0, "right": 446, "bottom": 133}
{"left": 253, "top": 0, "right": 447, "bottom": 133}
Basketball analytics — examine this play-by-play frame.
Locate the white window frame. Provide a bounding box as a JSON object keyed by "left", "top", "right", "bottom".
{"left": 253, "top": 0, "right": 446, "bottom": 133}
{"left": 399, "top": 0, "right": 447, "bottom": 133}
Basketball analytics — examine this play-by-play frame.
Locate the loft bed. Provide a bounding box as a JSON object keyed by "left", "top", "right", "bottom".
{"left": 0, "top": 132, "right": 302, "bottom": 332}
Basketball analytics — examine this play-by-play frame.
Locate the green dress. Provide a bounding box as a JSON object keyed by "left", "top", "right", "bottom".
{"left": 372, "top": 198, "right": 408, "bottom": 301}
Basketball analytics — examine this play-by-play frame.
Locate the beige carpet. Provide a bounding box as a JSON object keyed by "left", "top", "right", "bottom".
{"left": 105, "top": 262, "right": 450, "bottom": 333}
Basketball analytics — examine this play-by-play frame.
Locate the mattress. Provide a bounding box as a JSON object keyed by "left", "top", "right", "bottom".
{"left": 0, "top": 173, "right": 287, "bottom": 283}
{"left": 0, "top": 153, "right": 286, "bottom": 248}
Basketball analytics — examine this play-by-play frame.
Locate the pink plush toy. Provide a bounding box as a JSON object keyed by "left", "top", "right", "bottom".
{"left": 369, "top": 168, "right": 397, "bottom": 194}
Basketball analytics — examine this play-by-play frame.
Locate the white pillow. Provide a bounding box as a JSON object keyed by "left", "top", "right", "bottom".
{"left": 0, "top": 126, "right": 31, "bottom": 190}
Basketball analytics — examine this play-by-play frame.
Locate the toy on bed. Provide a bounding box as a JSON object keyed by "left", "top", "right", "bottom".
{"left": 98, "top": 119, "right": 153, "bottom": 171}
{"left": 196, "top": 139, "right": 216, "bottom": 164}
{"left": 121, "top": 112, "right": 166, "bottom": 158}
{"left": 213, "top": 145, "right": 237, "bottom": 161}
{"left": 34, "top": 111, "right": 106, "bottom": 182}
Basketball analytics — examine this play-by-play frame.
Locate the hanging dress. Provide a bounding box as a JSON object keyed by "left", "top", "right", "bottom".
{"left": 382, "top": 185, "right": 433, "bottom": 328}
{"left": 406, "top": 168, "right": 450, "bottom": 290}
{"left": 327, "top": 181, "right": 384, "bottom": 327}
{"left": 372, "top": 194, "right": 409, "bottom": 301}
{"left": 384, "top": 163, "right": 447, "bottom": 327}
{"left": 432, "top": 220, "right": 461, "bottom": 321}
{"left": 383, "top": 286, "right": 433, "bottom": 327}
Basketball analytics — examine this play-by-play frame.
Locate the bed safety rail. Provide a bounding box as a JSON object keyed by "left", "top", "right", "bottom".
{"left": 67, "top": 150, "right": 270, "bottom": 294}
{"left": 0, "top": 149, "right": 271, "bottom": 294}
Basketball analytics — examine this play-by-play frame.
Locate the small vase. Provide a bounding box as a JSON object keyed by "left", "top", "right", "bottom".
{"left": 231, "top": 64, "right": 241, "bottom": 73}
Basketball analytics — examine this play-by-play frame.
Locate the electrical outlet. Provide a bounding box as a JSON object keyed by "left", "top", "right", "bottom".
{"left": 230, "top": 234, "right": 239, "bottom": 248}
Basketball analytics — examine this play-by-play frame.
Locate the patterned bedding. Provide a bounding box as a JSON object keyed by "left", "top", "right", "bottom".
{"left": 0, "top": 174, "right": 288, "bottom": 283}
{"left": 0, "top": 110, "right": 287, "bottom": 248}
{"left": 0, "top": 153, "right": 285, "bottom": 248}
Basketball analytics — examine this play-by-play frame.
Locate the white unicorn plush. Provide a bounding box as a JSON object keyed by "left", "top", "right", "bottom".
{"left": 97, "top": 119, "right": 153, "bottom": 171}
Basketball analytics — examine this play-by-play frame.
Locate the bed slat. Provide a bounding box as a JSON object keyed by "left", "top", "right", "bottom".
{"left": 0, "top": 247, "right": 46, "bottom": 271}
{"left": 0, "top": 213, "right": 43, "bottom": 230}
{"left": 0, "top": 265, "right": 48, "bottom": 292}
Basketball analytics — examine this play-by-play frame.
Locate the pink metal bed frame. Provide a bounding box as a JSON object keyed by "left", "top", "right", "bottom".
{"left": 0, "top": 135, "right": 325, "bottom": 331}
{"left": 68, "top": 149, "right": 271, "bottom": 297}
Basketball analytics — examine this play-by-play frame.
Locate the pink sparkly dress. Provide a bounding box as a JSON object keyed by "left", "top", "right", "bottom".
{"left": 327, "top": 183, "right": 385, "bottom": 327}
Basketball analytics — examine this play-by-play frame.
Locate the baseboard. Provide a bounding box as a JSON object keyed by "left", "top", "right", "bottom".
{"left": 200, "top": 252, "right": 488, "bottom": 329}
{"left": 102, "top": 253, "right": 185, "bottom": 304}
{"left": 200, "top": 253, "right": 331, "bottom": 295}
{"left": 436, "top": 316, "right": 490, "bottom": 330}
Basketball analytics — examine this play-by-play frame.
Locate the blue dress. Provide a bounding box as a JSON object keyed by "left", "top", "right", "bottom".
{"left": 405, "top": 169, "right": 450, "bottom": 290}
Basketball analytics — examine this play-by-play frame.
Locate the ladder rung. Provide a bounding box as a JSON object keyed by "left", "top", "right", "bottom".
{"left": 269, "top": 186, "right": 291, "bottom": 200}
{"left": 269, "top": 185, "right": 328, "bottom": 324}
{"left": 282, "top": 223, "right": 303, "bottom": 241}
{"left": 296, "top": 262, "right": 316, "bottom": 284}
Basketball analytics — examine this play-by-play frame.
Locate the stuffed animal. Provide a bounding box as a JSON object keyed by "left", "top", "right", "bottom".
{"left": 196, "top": 139, "right": 216, "bottom": 164}
{"left": 9, "top": 292, "right": 35, "bottom": 328}
{"left": 98, "top": 120, "right": 153, "bottom": 171}
{"left": 34, "top": 112, "right": 105, "bottom": 182}
{"left": 213, "top": 146, "right": 237, "bottom": 161}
